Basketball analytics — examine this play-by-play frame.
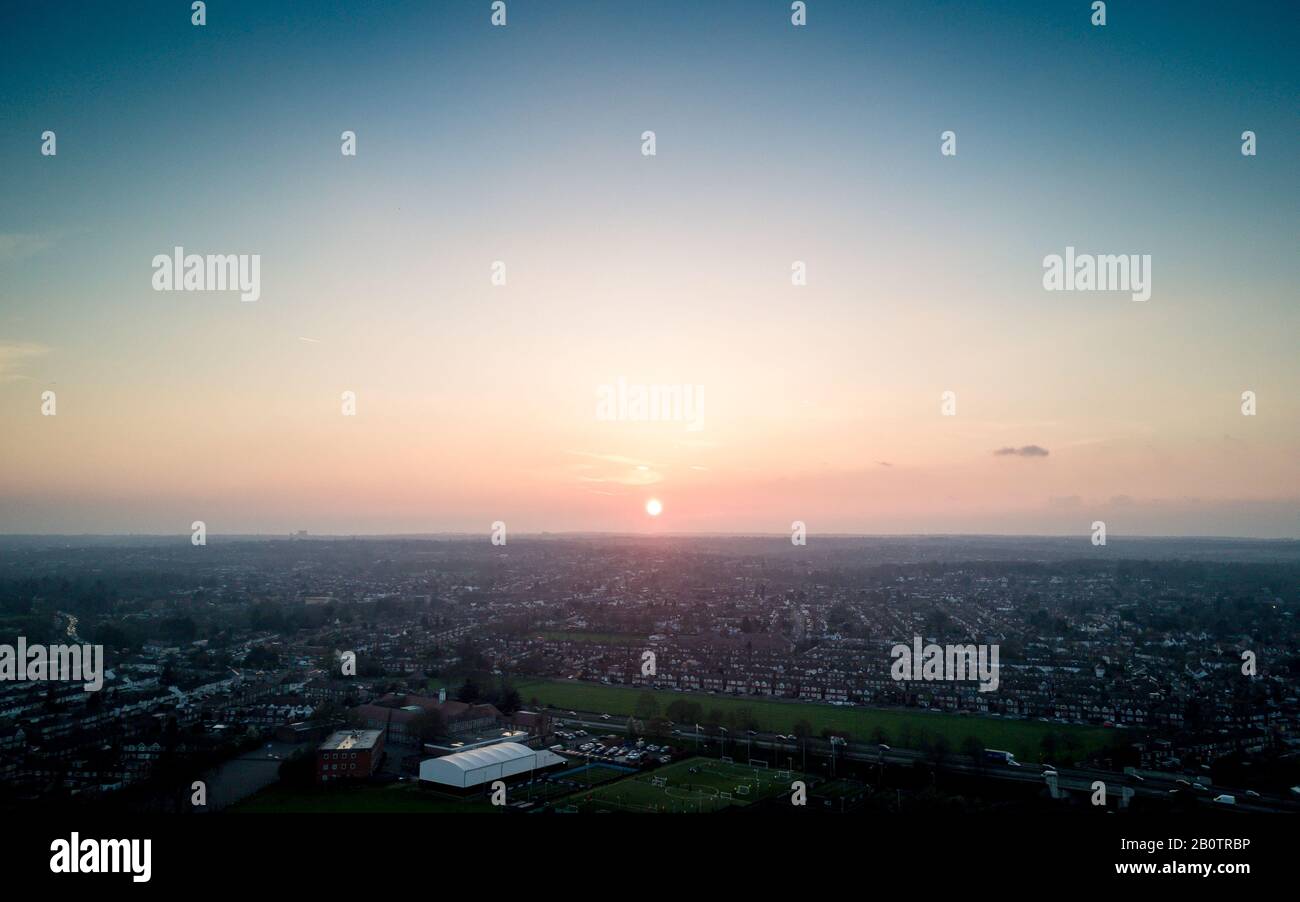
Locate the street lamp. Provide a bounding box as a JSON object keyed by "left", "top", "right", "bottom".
{"left": 829, "top": 736, "right": 845, "bottom": 776}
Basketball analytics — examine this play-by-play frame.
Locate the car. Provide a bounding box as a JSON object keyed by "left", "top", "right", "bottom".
{"left": 1245, "top": 790, "right": 1261, "bottom": 798}
{"left": 600, "top": 714, "right": 611, "bottom": 720}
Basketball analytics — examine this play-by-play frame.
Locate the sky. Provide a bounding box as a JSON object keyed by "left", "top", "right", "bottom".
{"left": 1, "top": 0, "right": 1297, "bottom": 537}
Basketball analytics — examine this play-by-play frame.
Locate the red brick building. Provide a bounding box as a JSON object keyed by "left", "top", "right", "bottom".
{"left": 315, "top": 729, "right": 384, "bottom": 784}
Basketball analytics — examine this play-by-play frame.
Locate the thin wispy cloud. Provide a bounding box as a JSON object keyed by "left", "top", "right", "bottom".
{"left": 568, "top": 451, "right": 656, "bottom": 468}
{"left": 568, "top": 451, "right": 663, "bottom": 486}
{"left": 577, "top": 470, "right": 664, "bottom": 487}
{"left": 0, "top": 341, "right": 50, "bottom": 382}
{"left": 994, "top": 445, "right": 1050, "bottom": 458}
{"left": 0, "top": 232, "right": 58, "bottom": 263}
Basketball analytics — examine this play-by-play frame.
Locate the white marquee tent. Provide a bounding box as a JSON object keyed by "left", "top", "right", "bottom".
{"left": 418, "top": 741, "right": 567, "bottom": 789}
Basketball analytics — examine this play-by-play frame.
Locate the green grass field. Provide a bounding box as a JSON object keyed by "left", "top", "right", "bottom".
{"left": 229, "top": 783, "right": 497, "bottom": 814}
{"left": 552, "top": 763, "right": 636, "bottom": 786}
{"left": 518, "top": 678, "right": 1116, "bottom": 763}
{"left": 567, "top": 758, "right": 802, "bottom": 813}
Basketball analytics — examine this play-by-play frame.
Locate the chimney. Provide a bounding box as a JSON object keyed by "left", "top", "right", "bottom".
{"left": 438, "top": 687, "right": 446, "bottom": 703}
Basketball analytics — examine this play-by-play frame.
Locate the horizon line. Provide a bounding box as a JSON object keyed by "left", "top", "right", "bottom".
{"left": 1, "top": 531, "right": 1296, "bottom": 542}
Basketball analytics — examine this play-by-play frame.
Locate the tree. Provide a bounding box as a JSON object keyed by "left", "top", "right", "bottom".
{"left": 457, "top": 677, "right": 481, "bottom": 704}
{"left": 455, "top": 639, "right": 489, "bottom": 673}
{"left": 242, "top": 646, "right": 280, "bottom": 669}
{"left": 249, "top": 602, "right": 285, "bottom": 632}
{"left": 929, "top": 734, "right": 951, "bottom": 766}
{"left": 93, "top": 622, "right": 134, "bottom": 651}
{"left": 498, "top": 684, "right": 522, "bottom": 715}
{"left": 727, "top": 707, "right": 760, "bottom": 732}
{"left": 159, "top": 615, "right": 198, "bottom": 643}
{"left": 309, "top": 699, "right": 344, "bottom": 726}
{"left": 410, "top": 710, "right": 448, "bottom": 744}
{"left": 633, "top": 692, "right": 660, "bottom": 721}
{"left": 665, "top": 699, "right": 702, "bottom": 724}
{"left": 1041, "top": 731, "right": 1060, "bottom": 762}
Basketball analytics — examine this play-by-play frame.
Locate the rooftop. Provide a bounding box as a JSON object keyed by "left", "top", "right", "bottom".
{"left": 319, "top": 729, "right": 382, "bottom": 752}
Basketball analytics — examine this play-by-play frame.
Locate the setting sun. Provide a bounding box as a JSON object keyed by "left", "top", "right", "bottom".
{"left": 645, "top": 498, "right": 663, "bottom": 517}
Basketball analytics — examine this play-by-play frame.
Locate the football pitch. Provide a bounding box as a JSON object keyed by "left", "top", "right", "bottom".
{"left": 565, "top": 758, "right": 805, "bottom": 813}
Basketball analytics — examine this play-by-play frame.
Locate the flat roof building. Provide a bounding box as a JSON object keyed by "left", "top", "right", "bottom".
{"left": 316, "top": 729, "right": 385, "bottom": 784}
{"left": 423, "top": 729, "right": 531, "bottom": 756}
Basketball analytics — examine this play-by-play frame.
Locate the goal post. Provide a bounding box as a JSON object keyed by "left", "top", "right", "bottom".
{"left": 750, "top": 759, "right": 769, "bottom": 769}
{"left": 720, "top": 756, "right": 734, "bottom": 764}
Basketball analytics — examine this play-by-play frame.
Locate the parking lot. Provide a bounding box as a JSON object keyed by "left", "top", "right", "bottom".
{"left": 548, "top": 727, "right": 678, "bottom": 768}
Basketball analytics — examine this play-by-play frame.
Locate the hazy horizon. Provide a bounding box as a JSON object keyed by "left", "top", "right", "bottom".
{"left": 1, "top": 529, "right": 1296, "bottom": 542}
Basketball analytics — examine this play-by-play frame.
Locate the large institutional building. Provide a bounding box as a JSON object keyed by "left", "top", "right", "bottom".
{"left": 351, "top": 691, "right": 502, "bottom": 745}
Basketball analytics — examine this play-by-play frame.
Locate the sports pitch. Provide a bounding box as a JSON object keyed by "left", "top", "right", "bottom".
{"left": 565, "top": 758, "right": 806, "bottom": 813}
